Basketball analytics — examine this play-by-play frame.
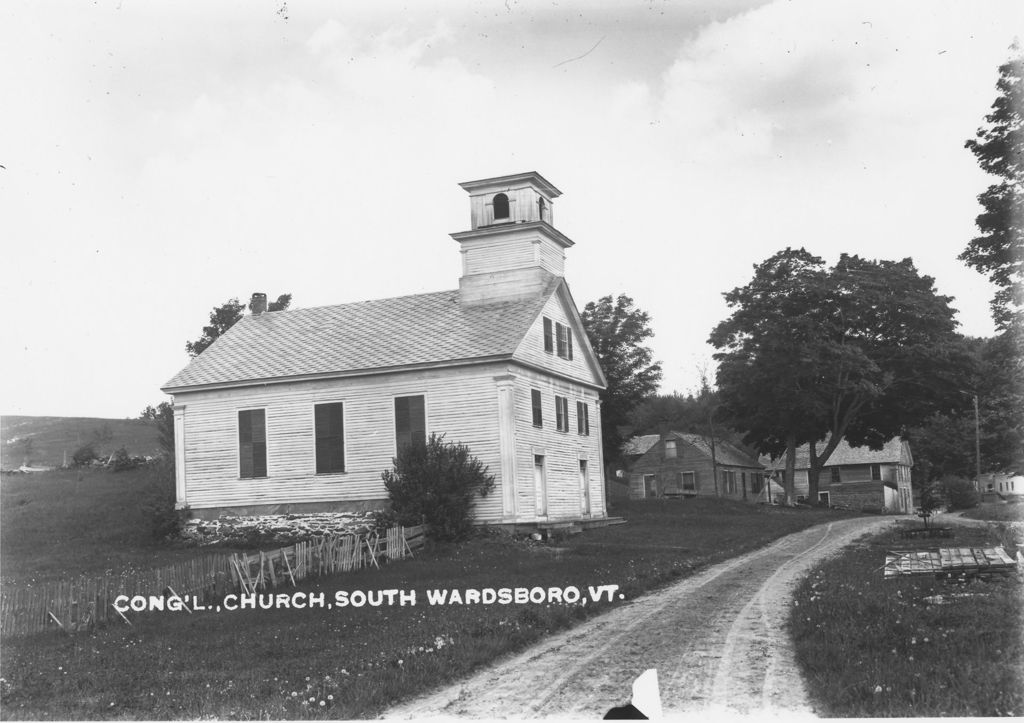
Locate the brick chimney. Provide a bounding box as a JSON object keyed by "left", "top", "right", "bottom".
{"left": 250, "top": 292, "right": 268, "bottom": 315}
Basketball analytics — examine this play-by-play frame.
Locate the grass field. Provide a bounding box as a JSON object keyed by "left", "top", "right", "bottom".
{"left": 1, "top": 467, "right": 207, "bottom": 585}
{"left": 960, "top": 500, "right": 1024, "bottom": 522}
{"left": 790, "top": 522, "right": 1023, "bottom": 717}
{"left": 0, "top": 469, "right": 861, "bottom": 719}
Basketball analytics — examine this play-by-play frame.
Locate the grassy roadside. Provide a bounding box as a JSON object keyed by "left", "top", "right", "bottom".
{"left": 960, "top": 501, "right": 1024, "bottom": 523}
{"left": 790, "top": 522, "right": 1024, "bottom": 717}
{"left": 1, "top": 482, "right": 860, "bottom": 720}
{"left": 1, "top": 467, "right": 215, "bottom": 585}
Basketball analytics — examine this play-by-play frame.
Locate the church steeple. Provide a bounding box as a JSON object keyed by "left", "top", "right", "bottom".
{"left": 451, "top": 172, "right": 575, "bottom": 305}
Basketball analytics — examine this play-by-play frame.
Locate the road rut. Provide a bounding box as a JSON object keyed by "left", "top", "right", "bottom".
{"left": 383, "top": 516, "right": 891, "bottom": 719}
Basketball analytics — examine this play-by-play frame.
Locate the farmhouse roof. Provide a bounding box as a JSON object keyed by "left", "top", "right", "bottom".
{"left": 622, "top": 432, "right": 763, "bottom": 469}
{"left": 760, "top": 437, "right": 912, "bottom": 470}
{"left": 163, "top": 277, "right": 564, "bottom": 392}
{"left": 672, "top": 433, "right": 763, "bottom": 468}
{"left": 622, "top": 434, "right": 660, "bottom": 457}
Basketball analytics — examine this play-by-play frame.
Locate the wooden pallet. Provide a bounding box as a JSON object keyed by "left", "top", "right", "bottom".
{"left": 884, "top": 546, "right": 1017, "bottom": 578}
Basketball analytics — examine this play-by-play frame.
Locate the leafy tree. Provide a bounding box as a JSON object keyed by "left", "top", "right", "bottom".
{"left": 711, "top": 249, "right": 965, "bottom": 504}
{"left": 960, "top": 44, "right": 1023, "bottom": 331}
{"left": 71, "top": 443, "right": 98, "bottom": 467}
{"left": 709, "top": 248, "right": 832, "bottom": 504}
{"left": 185, "top": 293, "right": 292, "bottom": 357}
{"left": 381, "top": 434, "right": 495, "bottom": 542}
{"left": 906, "top": 334, "right": 1024, "bottom": 483}
{"left": 918, "top": 479, "right": 946, "bottom": 528}
{"left": 140, "top": 401, "right": 176, "bottom": 459}
{"left": 943, "top": 475, "right": 979, "bottom": 511}
{"left": 580, "top": 294, "right": 663, "bottom": 466}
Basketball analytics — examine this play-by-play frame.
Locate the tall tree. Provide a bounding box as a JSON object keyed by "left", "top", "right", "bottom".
{"left": 709, "top": 248, "right": 831, "bottom": 504}
{"left": 186, "top": 293, "right": 292, "bottom": 357}
{"left": 581, "top": 294, "right": 663, "bottom": 466}
{"left": 960, "top": 44, "right": 1023, "bottom": 332}
{"left": 711, "top": 249, "right": 965, "bottom": 504}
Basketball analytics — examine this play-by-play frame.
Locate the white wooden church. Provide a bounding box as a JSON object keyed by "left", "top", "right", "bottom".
{"left": 162, "top": 172, "right": 609, "bottom": 526}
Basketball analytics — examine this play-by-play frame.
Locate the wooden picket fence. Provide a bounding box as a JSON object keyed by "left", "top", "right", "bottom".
{"left": 0, "top": 524, "right": 426, "bottom": 638}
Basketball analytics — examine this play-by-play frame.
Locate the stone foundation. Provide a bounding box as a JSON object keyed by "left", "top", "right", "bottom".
{"left": 184, "top": 498, "right": 388, "bottom": 520}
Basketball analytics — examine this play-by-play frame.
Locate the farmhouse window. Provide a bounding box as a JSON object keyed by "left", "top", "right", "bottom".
{"left": 870, "top": 464, "right": 882, "bottom": 481}
{"left": 543, "top": 317, "right": 554, "bottom": 353}
{"left": 238, "top": 409, "right": 267, "bottom": 479}
{"left": 555, "top": 395, "right": 569, "bottom": 432}
{"left": 681, "top": 471, "right": 696, "bottom": 491}
{"left": 664, "top": 440, "right": 677, "bottom": 459}
{"left": 395, "top": 395, "right": 426, "bottom": 451}
{"left": 555, "top": 323, "right": 573, "bottom": 360}
{"left": 577, "top": 401, "right": 589, "bottom": 435}
{"left": 531, "top": 389, "right": 543, "bottom": 427}
{"left": 314, "top": 402, "right": 345, "bottom": 474}
{"left": 831, "top": 467, "right": 841, "bottom": 484}
{"left": 493, "top": 193, "right": 510, "bottom": 220}
{"left": 750, "top": 473, "right": 763, "bottom": 493}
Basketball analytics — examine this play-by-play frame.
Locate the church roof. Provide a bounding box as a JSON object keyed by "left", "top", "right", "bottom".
{"left": 163, "top": 278, "right": 562, "bottom": 392}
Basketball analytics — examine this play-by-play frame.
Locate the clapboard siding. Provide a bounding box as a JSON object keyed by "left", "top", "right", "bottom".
{"left": 459, "top": 232, "right": 565, "bottom": 278}
{"left": 178, "top": 366, "right": 505, "bottom": 512}
{"left": 514, "top": 290, "right": 602, "bottom": 387}
{"left": 540, "top": 241, "right": 564, "bottom": 275}
{"left": 463, "top": 236, "right": 536, "bottom": 275}
{"left": 511, "top": 369, "right": 605, "bottom": 520}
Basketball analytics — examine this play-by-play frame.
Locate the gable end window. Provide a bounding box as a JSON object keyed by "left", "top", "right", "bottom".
{"left": 664, "top": 440, "right": 677, "bottom": 459}
{"left": 555, "top": 323, "right": 573, "bottom": 360}
{"left": 555, "top": 395, "right": 569, "bottom": 432}
{"left": 314, "top": 402, "right": 345, "bottom": 474}
{"left": 576, "top": 401, "right": 589, "bottom": 435}
{"left": 543, "top": 317, "right": 554, "bottom": 353}
{"left": 493, "top": 193, "right": 510, "bottom": 220}
{"left": 395, "top": 395, "right": 426, "bottom": 452}
{"left": 531, "top": 389, "right": 543, "bottom": 427}
{"left": 831, "top": 467, "right": 841, "bottom": 484}
{"left": 870, "top": 464, "right": 882, "bottom": 481}
{"left": 238, "top": 409, "right": 267, "bottom": 479}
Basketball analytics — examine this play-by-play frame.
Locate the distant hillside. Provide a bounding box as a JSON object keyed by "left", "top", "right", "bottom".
{"left": 1, "top": 416, "right": 162, "bottom": 470}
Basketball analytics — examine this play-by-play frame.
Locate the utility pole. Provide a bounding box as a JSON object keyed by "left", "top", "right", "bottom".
{"left": 973, "top": 394, "right": 982, "bottom": 491}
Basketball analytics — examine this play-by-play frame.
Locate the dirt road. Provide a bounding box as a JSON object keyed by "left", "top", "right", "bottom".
{"left": 384, "top": 516, "right": 891, "bottom": 719}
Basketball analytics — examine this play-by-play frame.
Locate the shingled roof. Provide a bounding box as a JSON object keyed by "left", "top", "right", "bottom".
{"left": 163, "top": 278, "right": 561, "bottom": 392}
{"left": 760, "top": 438, "right": 912, "bottom": 469}
{"left": 673, "top": 433, "right": 763, "bottom": 468}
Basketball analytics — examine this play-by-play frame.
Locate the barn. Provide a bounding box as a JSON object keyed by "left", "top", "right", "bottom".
{"left": 162, "top": 172, "right": 609, "bottom": 526}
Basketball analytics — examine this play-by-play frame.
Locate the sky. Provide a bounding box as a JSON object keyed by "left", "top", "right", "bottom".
{"left": 1, "top": 0, "right": 1020, "bottom": 419}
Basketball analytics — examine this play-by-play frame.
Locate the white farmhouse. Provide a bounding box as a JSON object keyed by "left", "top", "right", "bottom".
{"left": 162, "top": 172, "right": 609, "bottom": 527}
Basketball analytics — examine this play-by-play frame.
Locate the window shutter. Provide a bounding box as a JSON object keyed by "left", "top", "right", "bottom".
{"left": 532, "top": 389, "right": 543, "bottom": 427}
{"left": 239, "top": 409, "right": 266, "bottom": 478}
{"left": 315, "top": 402, "right": 345, "bottom": 474}
{"left": 567, "top": 328, "right": 573, "bottom": 360}
{"left": 395, "top": 395, "right": 426, "bottom": 451}
{"left": 543, "top": 318, "right": 553, "bottom": 353}
{"left": 239, "top": 410, "right": 252, "bottom": 479}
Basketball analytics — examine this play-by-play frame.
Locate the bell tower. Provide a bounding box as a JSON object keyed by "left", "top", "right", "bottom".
{"left": 451, "top": 171, "right": 575, "bottom": 305}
